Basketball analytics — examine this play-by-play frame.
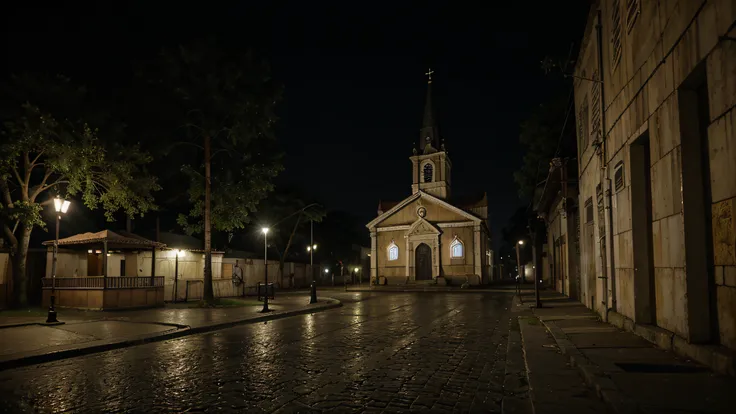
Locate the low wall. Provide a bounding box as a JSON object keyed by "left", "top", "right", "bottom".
{"left": 42, "top": 287, "right": 164, "bottom": 310}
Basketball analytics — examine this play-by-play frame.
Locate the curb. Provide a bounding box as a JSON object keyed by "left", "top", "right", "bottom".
{"left": 345, "top": 288, "right": 535, "bottom": 294}
{"left": 0, "top": 298, "right": 342, "bottom": 372}
{"left": 536, "top": 318, "right": 638, "bottom": 414}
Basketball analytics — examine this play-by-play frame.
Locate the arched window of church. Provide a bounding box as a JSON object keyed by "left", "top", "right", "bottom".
{"left": 388, "top": 241, "right": 399, "bottom": 261}
{"left": 450, "top": 237, "right": 464, "bottom": 258}
{"left": 423, "top": 163, "right": 433, "bottom": 183}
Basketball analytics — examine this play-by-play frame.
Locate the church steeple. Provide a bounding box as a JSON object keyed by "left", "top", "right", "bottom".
{"left": 411, "top": 68, "right": 451, "bottom": 199}
{"left": 419, "top": 68, "right": 441, "bottom": 155}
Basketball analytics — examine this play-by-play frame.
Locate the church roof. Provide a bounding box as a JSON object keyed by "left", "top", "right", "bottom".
{"left": 377, "top": 192, "right": 487, "bottom": 216}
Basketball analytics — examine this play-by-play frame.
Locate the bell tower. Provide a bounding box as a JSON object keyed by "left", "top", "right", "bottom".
{"left": 411, "top": 69, "right": 451, "bottom": 199}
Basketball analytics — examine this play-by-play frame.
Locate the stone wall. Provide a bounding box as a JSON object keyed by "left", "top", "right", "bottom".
{"left": 574, "top": 0, "right": 736, "bottom": 350}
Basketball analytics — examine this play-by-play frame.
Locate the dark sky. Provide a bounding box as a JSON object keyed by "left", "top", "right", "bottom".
{"left": 2, "top": 1, "right": 590, "bottom": 249}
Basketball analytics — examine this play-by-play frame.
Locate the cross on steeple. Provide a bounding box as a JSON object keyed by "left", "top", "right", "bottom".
{"left": 425, "top": 68, "right": 434, "bottom": 84}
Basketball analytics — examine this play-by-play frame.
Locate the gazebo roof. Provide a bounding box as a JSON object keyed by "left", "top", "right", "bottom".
{"left": 43, "top": 230, "right": 166, "bottom": 249}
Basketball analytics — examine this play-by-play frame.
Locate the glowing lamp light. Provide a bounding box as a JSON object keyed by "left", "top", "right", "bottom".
{"left": 324, "top": 268, "right": 329, "bottom": 274}
{"left": 87, "top": 249, "right": 93, "bottom": 254}
{"left": 261, "top": 227, "right": 269, "bottom": 235}
{"left": 518, "top": 240, "right": 524, "bottom": 245}
{"left": 354, "top": 267, "right": 359, "bottom": 273}
{"left": 53, "top": 198, "right": 71, "bottom": 213}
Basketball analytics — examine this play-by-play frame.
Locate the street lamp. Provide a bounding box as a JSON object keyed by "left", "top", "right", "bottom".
{"left": 515, "top": 240, "right": 524, "bottom": 288}
{"left": 324, "top": 267, "right": 331, "bottom": 286}
{"left": 353, "top": 267, "right": 360, "bottom": 286}
{"left": 47, "top": 197, "right": 71, "bottom": 323}
{"left": 261, "top": 227, "right": 270, "bottom": 313}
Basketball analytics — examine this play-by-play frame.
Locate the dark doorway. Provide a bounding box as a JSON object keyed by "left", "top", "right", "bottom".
{"left": 120, "top": 259, "right": 126, "bottom": 277}
{"left": 415, "top": 243, "right": 432, "bottom": 280}
{"left": 630, "top": 132, "right": 655, "bottom": 324}
{"left": 679, "top": 62, "right": 717, "bottom": 343}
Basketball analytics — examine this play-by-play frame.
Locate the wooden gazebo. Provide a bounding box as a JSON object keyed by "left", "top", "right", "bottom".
{"left": 41, "top": 230, "right": 167, "bottom": 310}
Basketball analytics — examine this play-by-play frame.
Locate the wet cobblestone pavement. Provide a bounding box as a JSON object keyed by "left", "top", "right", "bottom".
{"left": 0, "top": 292, "right": 517, "bottom": 413}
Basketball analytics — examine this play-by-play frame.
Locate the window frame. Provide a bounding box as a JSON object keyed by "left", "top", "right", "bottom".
{"left": 450, "top": 236, "right": 464, "bottom": 259}
{"left": 388, "top": 241, "right": 399, "bottom": 261}
{"left": 422, "top": 161, "right": 434, "bottom": 183}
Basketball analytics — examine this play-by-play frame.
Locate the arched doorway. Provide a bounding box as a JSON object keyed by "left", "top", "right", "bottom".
{"left": 415, "top": 243, "right": 432, "bottom": 281}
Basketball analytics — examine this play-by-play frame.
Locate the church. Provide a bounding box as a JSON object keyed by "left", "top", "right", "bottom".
{"left": 366, "top": 71, "right": 492, "bottom": 286}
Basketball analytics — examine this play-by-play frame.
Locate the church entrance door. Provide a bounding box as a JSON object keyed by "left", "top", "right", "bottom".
{"left": 415, "top": 243, "right": 432, "bottom": 281}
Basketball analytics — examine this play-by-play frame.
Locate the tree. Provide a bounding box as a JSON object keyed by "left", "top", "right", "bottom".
{"left": 259, "top": 195, "right": 325, "bottom": 286}
{"left": 513, "top": 95, "right": 575, "bottom": 200}
{"left": 0, "top": 75, "right": 158, "bottom": 307}
{"left": 148, "top": 40, "right": 283, "bottom": 304}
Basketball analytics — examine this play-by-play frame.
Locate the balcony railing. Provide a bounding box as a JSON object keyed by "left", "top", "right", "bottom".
{"left": 42, "top": 276, "right": 164, "bottom": 289}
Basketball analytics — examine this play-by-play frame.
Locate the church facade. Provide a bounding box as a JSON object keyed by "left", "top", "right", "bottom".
{"left": 366, "top": 72, "right": 492, "bottom": 286}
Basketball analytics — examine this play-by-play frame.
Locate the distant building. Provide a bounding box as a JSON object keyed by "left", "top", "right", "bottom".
{"left": 558, "top": 0, "right": 736, "bottom": 356}
{"left": 366, "top": 73, "right": 493, "bottom": 286}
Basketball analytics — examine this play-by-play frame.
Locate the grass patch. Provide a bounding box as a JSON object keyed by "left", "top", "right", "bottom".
{"left": 188, "top": 298, "right": 263, "bottom": 308}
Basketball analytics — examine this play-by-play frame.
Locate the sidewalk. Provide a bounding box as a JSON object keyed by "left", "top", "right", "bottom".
{"left": 0, "top": 295, "right": 341, "bottom": 371}
{"left": 524, "top": 291, "right": 736, "bottom": 414}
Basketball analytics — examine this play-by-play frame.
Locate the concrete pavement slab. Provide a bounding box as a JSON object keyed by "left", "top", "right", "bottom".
{"left": 0, "top": 296, "right": 341, "bottom": 371}
{"left": 532, "top": 291, "right": 736, "bottom": 414}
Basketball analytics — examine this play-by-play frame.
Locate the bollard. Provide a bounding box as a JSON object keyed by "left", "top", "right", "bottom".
{"left": 309, "top": 280, "right": 317, "bottom": 304}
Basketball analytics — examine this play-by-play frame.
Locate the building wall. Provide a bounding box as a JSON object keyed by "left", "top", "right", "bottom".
{"left": 545, "top": 195, "right": 580, "bottom": 299}
{"left": 379, "top": 199, "right": 468, "bottom": 226}
{"left": 575, "top": 0, "right": 736, "bottom": 350}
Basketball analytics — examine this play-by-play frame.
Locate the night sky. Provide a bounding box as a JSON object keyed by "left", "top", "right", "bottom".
{"left": 2, "top": 1, "right": 590, "bottom": 249}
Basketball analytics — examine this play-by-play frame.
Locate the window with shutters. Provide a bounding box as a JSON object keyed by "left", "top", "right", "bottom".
{"left": 611, "top": 0, "right": 623, "bottom": 70}
{"left": 585, "top": 198, "right": 594, "bottom": 223}
{"left": 578, "top": 96, "right": 589, "bottom": 154}
{"left": 590, "top": 71, "right": 601, "bottom": 145}
{"left": 614, "top": 161, "right": 625, "bottom": 192}
{"left": 626, "top": 0, "right": 641, "bottom": 33}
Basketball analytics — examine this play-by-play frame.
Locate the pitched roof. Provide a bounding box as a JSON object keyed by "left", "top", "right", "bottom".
{"left": 377, "top": 192, "right": 487, "bottom": 215}
{"left": 44, "top": 230, "right": 166, "bottom": 249}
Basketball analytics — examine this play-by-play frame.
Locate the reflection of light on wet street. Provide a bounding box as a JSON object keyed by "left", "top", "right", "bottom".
{"left": 0, "top": 292, "right": 514, "bottom": 413}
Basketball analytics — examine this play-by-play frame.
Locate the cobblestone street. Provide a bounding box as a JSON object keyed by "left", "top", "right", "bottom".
{"left": 0, "top": 292, "right": 528, "bottom": 413}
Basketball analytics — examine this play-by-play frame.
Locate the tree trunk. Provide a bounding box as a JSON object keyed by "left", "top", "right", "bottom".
{"left": 203, "top": 135, "right": 215, "bottom": 304}
{"left": 279, "top": 213, "right": 301, "bottom": 289}
{"left": 11, "top": 224, "right": 32, "bottom": 308}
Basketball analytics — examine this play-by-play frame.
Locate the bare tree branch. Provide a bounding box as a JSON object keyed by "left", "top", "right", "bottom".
{"left": 30, "top": 169, "right": 54, "bottom": 202}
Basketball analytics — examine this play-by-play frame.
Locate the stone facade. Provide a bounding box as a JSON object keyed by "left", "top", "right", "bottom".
{"left": 572, "top": 0, "right": 736, "bottom": 351}
{"left": 367, "top": 192, "right": 491, "bottom": 286}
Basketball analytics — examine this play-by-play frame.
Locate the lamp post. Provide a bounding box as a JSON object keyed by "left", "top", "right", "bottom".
{"left": 47, "top": 197, "right": 70, "bottom": 323}
{"left": 515, "top": 240, "right": 524, "bottom": 295}
{"left": 261, "top": 227, "right": 270, "bottom": 313}
{"left": 325, "top": 267, "right": 330, "bottom": 286}
{"left": 354, "top": 267, "right": 360, "bottom": 285}
{"left": 309, "top": 220, "right": 316, "bottom": 284}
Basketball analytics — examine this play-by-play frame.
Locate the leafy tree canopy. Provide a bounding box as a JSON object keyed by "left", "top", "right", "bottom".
{"left": 0, "top": 74, "right": 159, "bottom": 306}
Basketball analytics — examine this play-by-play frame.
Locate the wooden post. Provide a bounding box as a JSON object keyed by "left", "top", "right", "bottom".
{"left": 103, "top": 240, "right": 108, "bottom": 289}
{"left": 151, "top": 246, "right": 156, "bottom": 287}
